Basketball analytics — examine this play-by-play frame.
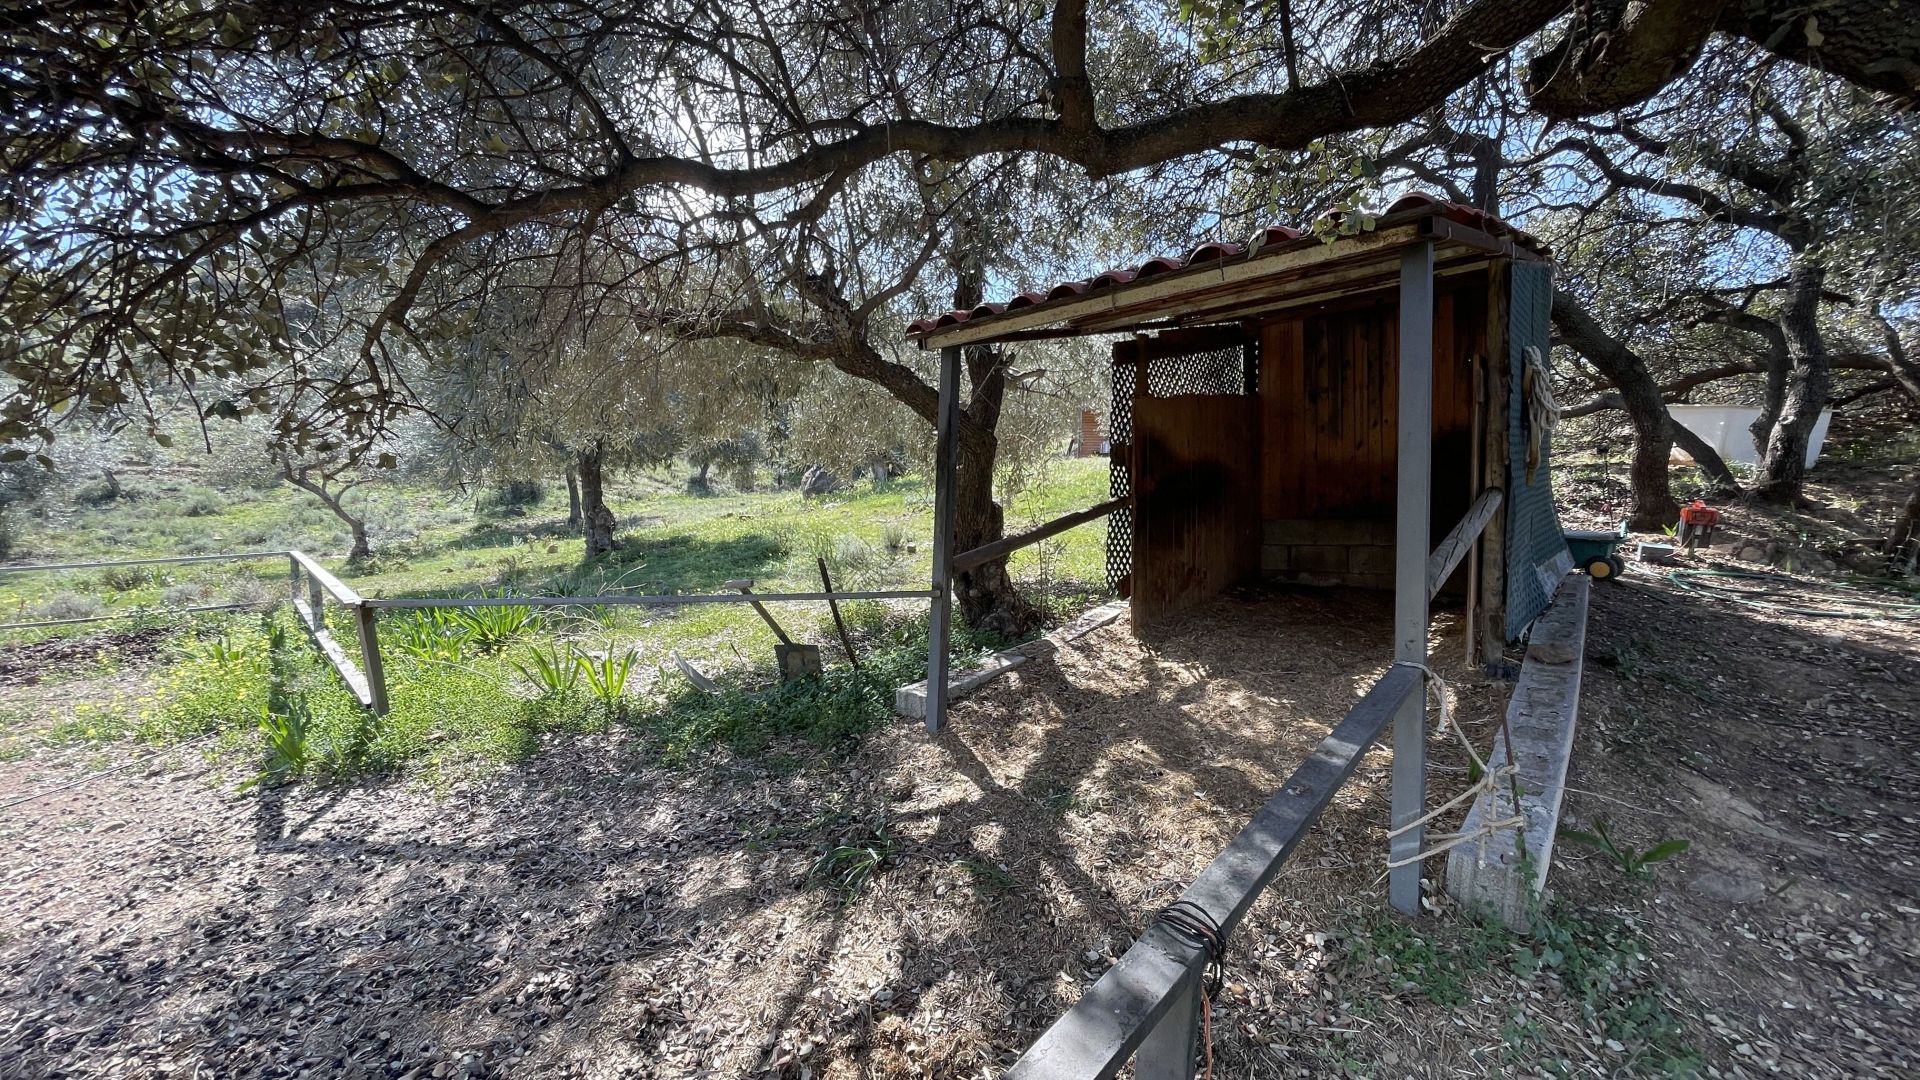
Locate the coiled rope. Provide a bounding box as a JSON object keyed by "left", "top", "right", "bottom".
{"left": 1384, "top": 663, "right": 1526, "bottom": 870}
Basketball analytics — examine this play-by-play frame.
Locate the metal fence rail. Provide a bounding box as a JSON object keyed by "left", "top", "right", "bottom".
{"left": 0, "top": 550, "right": 293, "bottom": 632}
{"left": 4, "top": 549, "right": 940, "bottom": 718}
{"left": 361, "top": 589, "right": 931, "bottom": 609}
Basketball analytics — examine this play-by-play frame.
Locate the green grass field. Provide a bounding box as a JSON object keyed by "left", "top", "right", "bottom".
{"left": 0, "top": 458, "right": 1115, "bottom": 782}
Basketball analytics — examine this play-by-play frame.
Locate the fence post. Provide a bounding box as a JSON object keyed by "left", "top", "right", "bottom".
{"left": 1134, "top": 977, "right": 1201, "bottom": 1080}
{"left": 308, "top": 572, "right": 325, "bottom": 632}
{"left": 1389, "top": 240, "right": 1435, "bottom": 915}
{"left": 353, "top": 603, "right": 389, "bottom": 716}
{"left": 288, "top": 554, "right": 301, "bottom": 609}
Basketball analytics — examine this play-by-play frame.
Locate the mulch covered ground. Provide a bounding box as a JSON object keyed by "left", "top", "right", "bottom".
{"left": 0, "top": 572, "right": 1914, "bottom": 1078}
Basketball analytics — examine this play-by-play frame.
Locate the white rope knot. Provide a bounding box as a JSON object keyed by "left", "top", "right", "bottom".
{"left": 1383, "top": 663, "right": 1525, "bottom": 871}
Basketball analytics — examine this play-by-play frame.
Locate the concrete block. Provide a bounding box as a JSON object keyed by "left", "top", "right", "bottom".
{"left": 1261, "top": 545, "right": 1291, "bottom": 572}
{"left": 1288, "top": 545, "right": 1349, "bottom": 575}
{"left": 894, "top": 600, "right": 1127, "bottom": 719}
{"left": 1370, "top": 519, "right": 1400, "bottom": 545}
{"left": 1346, "top": 544, "right": 1396, "bottom": 575}
{"left": 1446, "top": 574, "right": 1590, "bottom": 930}
{"left": 1264, "top": 519, "right": 1316, "bottom": 545}
{"left": 1265, "top": 518, "right": 1374, "bottom": 546}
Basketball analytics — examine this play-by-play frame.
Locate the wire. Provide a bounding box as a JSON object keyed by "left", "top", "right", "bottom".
{"left": 1157, "top": 900, "right": 1226, "bottom": 1080}
{"left": 1668, "top": 569, "right": 1920, "bottom": 620}
{"left": 0, "top": 733, "right": 218, "bottom": 813}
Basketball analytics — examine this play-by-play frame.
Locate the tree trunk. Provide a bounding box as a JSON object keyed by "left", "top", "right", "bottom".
{"left": 280, "top": 459, "right": 373, "bottom": 562}
{"left": 1884, "top": 470, "right": 1920, "bottom": 566}
{"left": 950, "top": 338, "right": 1042, "bottom": 636}
{"left": 1749, "top": 322, "right": 1792, "bottom": 462}
{"left": 1551, "top": 291, "right": 1679, "bottom": 528}
{"left": 1757, "top": 263, "right": 1832, "bottom": 503}
{"left": 565, "top": 465, "right": 582, "bottom": 529}
{"left": 1875, "top": 315, "right": 1920, "bottom": 560}
{"left": 577, "top": 447, "right": 616, "bottom": 558}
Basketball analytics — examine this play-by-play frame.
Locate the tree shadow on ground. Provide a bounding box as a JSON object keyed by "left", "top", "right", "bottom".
{"left": 9, "top": 575, "right": 1910, "bottom": 1077}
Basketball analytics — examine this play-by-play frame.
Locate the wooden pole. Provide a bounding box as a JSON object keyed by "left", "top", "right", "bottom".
{"left": 818, "top": 558, "right": 860, "bottom": 672}
{"left": 1389, "top": 240, "right": 1434, "bottom": 916}
{"left": 1479, "top": 261, "right": 1511, "bottom": 662}
{"left": 1466, "top": 353, "right": 1485, "bottom": 668}
{"left": 353, "top": 603, "right": 390, "bottom": 716}
{"left": 949, "top": 496, "right": 1127, "bottom": 572}
{"left": 926, "top": 345, "right": 962, "bottom": 734}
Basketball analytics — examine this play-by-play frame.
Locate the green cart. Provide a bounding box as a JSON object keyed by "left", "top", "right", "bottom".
{"left": 1565, "top": 521, "right": 1629, "bottom": 582}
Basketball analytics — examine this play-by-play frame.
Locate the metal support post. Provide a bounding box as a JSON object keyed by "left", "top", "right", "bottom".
{"left": 926, "top": 345, "right": 961, "bottom": 734}
{"left": 1390, "top": 240, "right": 1435, "bottom": 915}
{"left": 1134, "top": 975, "right": 1201, "bottom": 1080}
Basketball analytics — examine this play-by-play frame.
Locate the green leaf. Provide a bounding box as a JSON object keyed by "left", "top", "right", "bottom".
{"left": 1557, "top": 828, "right": 1603, "bottom": 849}
{"left": 1639, "top": 838, "right": 1691, "bottom": 864}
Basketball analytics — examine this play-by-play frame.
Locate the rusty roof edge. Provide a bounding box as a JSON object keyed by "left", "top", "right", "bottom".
{"left": 907, "top": 194, "right": 1549, "bottom": 348}
{"left": 915, "top": 222, "right": 1426, "bottom": 350}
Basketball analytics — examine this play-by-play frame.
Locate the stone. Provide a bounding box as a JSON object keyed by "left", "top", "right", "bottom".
{"left": 1528, "top": 640, "right": 1576, "bottom": 665}
{"left": 799, "top": 465, "right": 841, "bottom": 497}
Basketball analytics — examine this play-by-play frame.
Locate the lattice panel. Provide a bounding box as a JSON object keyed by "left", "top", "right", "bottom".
{"left": 1144, "top": 344, "right": 1255, "bottom": 397}
{"left": 1106, "top": 357, "right": 1137, "bottom": 593}
{"left": 1105, "top": 340, "right": 1258, "bottom": 594}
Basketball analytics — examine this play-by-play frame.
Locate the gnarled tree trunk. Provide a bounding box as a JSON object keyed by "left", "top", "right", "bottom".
{"left": 1885, "top": 472, "right": 1920, "bottom": 567}
{"left": 950, "top": 342, "right": 1042, "bottom": 637}
{"left": 1553, "top": 292, "right": 1677, "bottom": 527}
{"left": 564, "top": 465, "right": 583, "bottom": 529}
{"left": 576, "top": 446, "right": 616, "bottom": 558}
{"left": 1757, "top": 263, "right": 1832, "bottom": 503}
{"left": 281, "top": 460, "right": 373, "bottom": 562}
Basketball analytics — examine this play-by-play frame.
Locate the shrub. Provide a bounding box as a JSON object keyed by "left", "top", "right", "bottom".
{"left": 162, "top": 582, "right": 210, "bottom": 607}
{"left": 98, "top": 565, "right": 160, "bottom": 592}
{"left": 477, "top": 480, "right": 545, "bottom": 516}
{"left": 182, "top": 491, "right": 224, "bottom": 517}
{"left": 33, "top": 592, "right": 105, "bottom": 622}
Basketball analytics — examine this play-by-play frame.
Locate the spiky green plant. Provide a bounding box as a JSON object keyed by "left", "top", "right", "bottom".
{"left": 512, "top": 642, "right": 580, "bottom": 694}
{"left": 451, "top": 595, "right": 540, "bottom": 651}
{"left": 241, "top": 707, "right": 311, "bottom": 790}
{"left": 573, "top": 645, "right": 639, "bottom": 709}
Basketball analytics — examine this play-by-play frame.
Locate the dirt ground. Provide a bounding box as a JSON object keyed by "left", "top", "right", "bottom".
{"left": 1, "top": 562, "right": 1915, "bottom": 1077}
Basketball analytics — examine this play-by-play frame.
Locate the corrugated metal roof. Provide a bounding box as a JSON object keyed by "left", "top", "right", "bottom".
{"left": 906, "top": 192, "right": 1545, "bottom": 338}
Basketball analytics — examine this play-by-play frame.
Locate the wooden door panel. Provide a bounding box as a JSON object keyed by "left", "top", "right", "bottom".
{"left": 1130, "top": 393, "right": 1260, "bottom": 628}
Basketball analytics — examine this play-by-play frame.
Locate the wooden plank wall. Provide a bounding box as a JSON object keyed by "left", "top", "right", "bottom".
{"left": 1129, "top": 393, "right": 1261, "bottom": 628}
{"left": 1258, "top": 282, "right": 1484, "bottom": 532}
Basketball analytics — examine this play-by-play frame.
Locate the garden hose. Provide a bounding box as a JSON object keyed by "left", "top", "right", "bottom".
{"left": 1667, "top": 568, "right": 1920, "bottom": 620}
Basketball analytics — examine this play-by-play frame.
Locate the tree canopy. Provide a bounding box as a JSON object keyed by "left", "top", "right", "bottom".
{"left": 5, "top": 0, "right": 1917, "bottom": 447}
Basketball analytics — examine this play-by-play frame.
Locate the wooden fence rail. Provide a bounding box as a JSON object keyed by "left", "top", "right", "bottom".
{"left": 950, "top": 497, "right": 1128, "bottom": 573}
{"left": 1006, "top": 663, "right": 1424, "bottom": 1079}
{"left": 1427, "top": 487, "right": 1504, "bottom": 602}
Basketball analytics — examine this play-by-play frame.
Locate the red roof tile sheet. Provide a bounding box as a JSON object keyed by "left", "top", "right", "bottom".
{"left": 906, "top": 192, "right": 1546, "bottom": 338}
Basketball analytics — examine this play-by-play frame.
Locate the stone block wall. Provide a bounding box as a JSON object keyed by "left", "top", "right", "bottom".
{"left": 1261, "top": 518, "right": 1396, "bottom": 590}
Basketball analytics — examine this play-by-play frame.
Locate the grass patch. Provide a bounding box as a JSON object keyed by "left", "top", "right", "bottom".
{"left": 1343, "top": 904, "right": 1702, "bottom": 1076}
{"left": 632, "top": 611, "right": 1017, "bottom": 763}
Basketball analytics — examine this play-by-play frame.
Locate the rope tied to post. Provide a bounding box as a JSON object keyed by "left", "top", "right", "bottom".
{"left": 1156, "top": 899, "right": 1226, "bottom": 1080}
{"left": 1383, "top": 663, "right": 1525, "bottom": 871}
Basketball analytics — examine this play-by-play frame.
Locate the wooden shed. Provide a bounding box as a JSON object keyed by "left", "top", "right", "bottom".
{"left": 905, "top": 196, "right": 1584, "bottom": 1069}
{"left": 909, "top": 192, "right": 1572, "bottom": 669}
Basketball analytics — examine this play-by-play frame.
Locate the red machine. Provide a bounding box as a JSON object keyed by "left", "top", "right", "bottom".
{"left": 1677, "top": 500, "right": 1720, "bottom": 551}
